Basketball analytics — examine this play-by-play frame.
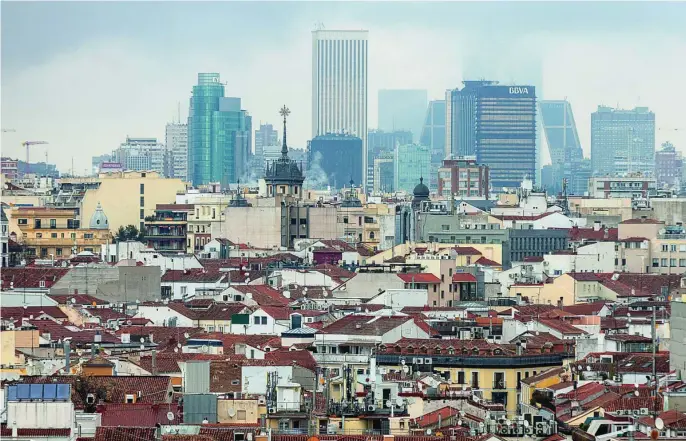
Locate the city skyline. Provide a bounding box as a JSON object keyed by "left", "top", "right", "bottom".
{"left": 2, "top": 2, "right": 686, "bottom": 173}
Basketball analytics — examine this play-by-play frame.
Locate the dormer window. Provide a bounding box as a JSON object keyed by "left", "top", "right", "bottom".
{"left": 39, "top": 280, "right": 46, "bottom": 288}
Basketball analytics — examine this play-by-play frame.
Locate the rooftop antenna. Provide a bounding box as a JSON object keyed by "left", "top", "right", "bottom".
{"left": 177, "top": 102, "right": 181, "bottom": 124}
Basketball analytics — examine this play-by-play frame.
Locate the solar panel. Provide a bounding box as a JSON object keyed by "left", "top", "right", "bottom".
{"left": 43, "top": 384, "right": 57, "bottom": 400}
{"left": 56, "top": 384, "right": 71, "bottom": 400}
{"left": 7, "top": 386, "right": 17, "bottom": 401}
{"left": 29, "top": 384, "right": 43, "bottom": 400}
{"left": 16, "top": 384, "right": 31, "bottom": 400}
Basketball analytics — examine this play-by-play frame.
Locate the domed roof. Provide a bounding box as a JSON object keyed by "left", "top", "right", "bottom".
{"left": 89, "top": 202, "right": 109, "bottom": 230}
{"left": 413, "top": 177, "right": 430, "bottom": 198}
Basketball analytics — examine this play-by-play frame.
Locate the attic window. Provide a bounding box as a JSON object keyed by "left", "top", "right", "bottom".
{"left": 125, "top": 394, "right": 135, "bottom": 403}
{"left": 39, "top": 280, "right": 46, "bottom": 288}
{"left": 472, "top": 348, "right": 479, "bottom": 355}
{"left": 434, "top": 347, "right": 442, "bottom": 355}
{"left": 231, "top": 380, "right": 240, "bottom": 385}
{"left": 394, "top": 346, "right": 401, "bottom": 353}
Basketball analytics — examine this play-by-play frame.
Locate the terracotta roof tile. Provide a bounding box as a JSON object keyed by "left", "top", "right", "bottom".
{"left": 98, "top": 403, "right": 182, "bottom": 426}
{"left": 94, "top": 427, "right": 156, "bottom": 441}
{"left": 1, "top": 306, "right": 67, "bottom": 321}
{"left": 474, "top": 256, "right": 500, "bottom": 267}
{"left": 452, "top": 273, "right": 477, "bottom": 282}
{"left": 232, "top": 285, "right": 289, "bottom": 306}
{"left": 0, "top": 267, "right": 70, "bottom": 289}
{"left": 50, "top": 294, "right": 109, "bottom": 306}
{"left": 319, "top": 315, "right": 413, "bottom": 336}
{"left": 397, "top": 273, "right": 441, "bottom": 283}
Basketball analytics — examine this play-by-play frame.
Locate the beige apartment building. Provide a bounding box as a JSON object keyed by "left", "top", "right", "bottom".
{"left": 618, "top": 218, "right": 686, "bottom": 275}
{"left": 61, "top": 171, "right": 186, "bottom": 234}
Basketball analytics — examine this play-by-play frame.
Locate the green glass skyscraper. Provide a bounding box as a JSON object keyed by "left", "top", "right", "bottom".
{"left": 188, "top": 73, "right": 251, "bottom": 187}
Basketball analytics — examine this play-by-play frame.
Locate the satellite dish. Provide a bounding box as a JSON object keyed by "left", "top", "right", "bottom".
{"left": 655, "top": 417, "right": 665, "bottom": 430}
{"left": 458, "top": 419, "right": 463, "bottom": 426}
{"left": 303, "top": 287, "right": 308, "bottom": 293}
{"left": 634, "top": 390, "right": 640, "bottom": 397}
{"left": 426, "top": 429, "right": 432, "bottom": 435}
{"left": 323, "top": 290, "right": 329, "bottom": 297}
{"left": 228, "top": 408, "right": 236, "bottom": 417}
{"left": 283, "top": 291, "right": 291, "bottom": 299}
{"left": 586, "top": 365, "right": 591, "bottom": 371}
{"left": 140, "top": 344, "right": 145, "bottom": 350}
{"left": 201, "top": 345, "right": 209, "bottom": 353}
{"left": 177, "top": 343, "right": 182, "bottom": 349}
{"left": 400, "top": 359, "right": 406, "bottom": 365}
{"left": 126, "top": 320, "right": 132, "bottom": 325}
{"left": 395, "top": 397, "right": 403, "bottom": 407}
{"left": 174, "top": 348, "right": 179, "bottom": 353}
{"left": 385, "top": 400, "right": 392, "bottom": 408}
{"left": 184, "top": 332, "right": 190, "bottom": 338}
{"left": 402, "top": 365, "right": 409, "bottom": 373}
{"left": 504, "top": 419, "right": 511, "bottom": 426}
{"left": 167, "top": 412, "right": 175, "bottom": 421}
{"left": 140, "top": 337, "right": 145, "bottom": 343}
{"left": 136, "top": 299, "right": 140, "bottom": 304}
{"left": 523, "top": 420, "right": 530, "bottom": 428}
{"left": 70, "top": 298, "right": 76, "bottom": 304}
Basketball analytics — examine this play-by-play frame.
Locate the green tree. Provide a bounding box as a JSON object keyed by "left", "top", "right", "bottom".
{"left": 115, "top": 224, "right": 144, "bottom": 242}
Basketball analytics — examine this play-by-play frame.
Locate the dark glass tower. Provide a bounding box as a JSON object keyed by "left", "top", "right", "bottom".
{"left": 540, "top": 100, "right": 585, "bottom": 194}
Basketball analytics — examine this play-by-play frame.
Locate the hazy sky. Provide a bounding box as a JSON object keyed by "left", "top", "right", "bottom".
{"left": 2, "top": 1, "right": 686, "bottom": 173}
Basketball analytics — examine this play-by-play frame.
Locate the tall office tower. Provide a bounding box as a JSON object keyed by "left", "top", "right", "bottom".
{"left": 394, "top": 144, "right": 431, "bottom": 194}
{"left": 312, "top": 30, "right": 368, "bottom": 189}
{"left": 378, "top": 89, "right": 428, "bottom": 141}
{"left": 165, "top": 123, "right": 188, "bottom": 181}
{"left": 188, "top": 73, "right": 251, "bottom": 187}
{"left": 655, "top": 141, "right": 683, "bottom": 189}
{"left": 591, "top": 105, "right": 655, "bottom": 177}
{"left": 366, "top": 129, "right": 412, "bottom": 189}
{"left": 446, "top": 81, "right": 536, "bottom": 191}
{"left": 112, "top": 137, "right": 166, "bottom": 175}
{"left": 253, "top": 123, "right": 279, "bottom": 177}
{"left": 420, "top": 100, "right": 447, "bottom": 194}
{"left": 539, "top": 100, "right": 584, "bottom": 194}
{"left": 91, "top": 154, "right": 112, "bottom": 176}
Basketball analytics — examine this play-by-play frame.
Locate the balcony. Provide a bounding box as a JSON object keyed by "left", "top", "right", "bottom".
{"left": 313, "top": 353, "right": 370, "bottom": 364}
{"left": 376, "top": 353, "right": 566, "bottom": 368}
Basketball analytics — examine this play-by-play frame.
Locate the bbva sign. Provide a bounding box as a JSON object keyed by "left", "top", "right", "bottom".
{"left": 509, "top": 87, "right": 530, "bottom": 95}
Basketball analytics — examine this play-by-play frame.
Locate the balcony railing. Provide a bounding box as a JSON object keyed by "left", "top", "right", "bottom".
{"left": 313, "top": 353, "right": 371, "bottom": 364}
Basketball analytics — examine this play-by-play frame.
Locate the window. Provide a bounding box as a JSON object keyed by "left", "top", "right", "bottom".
{"left": 399, "top": 421, "right": 405, "bottom": 429}
{"left": 653, "top": 258, "right": 660, "bottom": 268}
{"left": 140, "top": 209, "right": 144, "bottom": 220}
{"left": 343, "top": 216, "right": 348, "bottom": 224}
{"left": 471, "top": 372, "right": 479, "bottom": 388}
{"left": 140, "top": 183, "right": 144, "bottom": 194}
{"left": 56, "top": 248, "right": 62, "bottom": 256}
{"left": 369, "top": 232, "right": 375, "bottom": 240}
{"left": 84, "top": 233, "right": 94, "bottom": 239}
{"left": 50, "top": 219, "right": 56, "bottom": 229}
{"left": 18, "top": 218, "right": 27, "bottom": 225}
{"left": 671, "top": 244, "right": 678, "bottom": 252}
{"left": 261, "top": 317, "right": 267, "bottom": 325}
{"left": 39, "top": 280, "right": 46, "bottom": 288}
{"left": 34, "top": 219, "right": 41, "bottom": 228}
{"left": 140, "top": 196, "right": 145, "bottom": 207}
{"left": 458, "top": 371, "right": 465, "bottom": 384}
{"left": 51, "top": 233, "right": 57, "bottom": 239}
{"left": 662, "top": 244, "right": 669, "bottom": 252}
{"left": 670, "top": 258, "right": 677, "bottom": 267}
{"left": 441, "top": 224, "right": 449, "bottom": 231}
{"left": 180, "top": 286, "right": 187, "bottom": 295}
{"left": 212, "top": 208, "right": 216, "bottom": 219}
{"left": 680, "top": 259, "right": 686, "bottom": 267}
{"left": 36, "top": 233, "right": 43, "bottom": 238}
{"left": 661, "top": 258, "right": 668, "bottom": 267}
{"left": 494, "top": 372, "right": 505, "bottom": 389}
{"left": 231, "top": 380, "right": 240, "bottom": 386}
{"left": 254, "top": 316, "right": 260, "bottom": 325}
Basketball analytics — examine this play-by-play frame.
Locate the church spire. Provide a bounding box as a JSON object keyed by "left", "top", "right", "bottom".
{"left": 279, "top": 105, "right": 290, "bottom": 159}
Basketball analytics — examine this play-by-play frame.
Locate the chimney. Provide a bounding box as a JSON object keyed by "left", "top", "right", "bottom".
{"left": 152, "top": 350, "right": 157, "bottom": 375}
{"left": 74, "top": 288, "right": 79, "bottom": 295}
{"left": 11, "top": 423, "right": 17, "bottom": 438}
{"left": 64, "top": 341, "right": 71, "bottom": 372}
{"left": 593, "top": 221, "right": 601, "bottom": 232}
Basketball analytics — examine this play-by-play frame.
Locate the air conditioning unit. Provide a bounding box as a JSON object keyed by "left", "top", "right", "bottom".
{"left": 367, "top": 405, "right": 376, "bottom": 412}
{"left": 633, "top": 409, "right": 640, "bottom": 415}
{"left": 640, "top": 408, "right": 649, "bottom": 415}
{"left": 327, "top": 424, "right": 338, "bottom": 435}
{"left": 425, "top": 358, "right": 432, "bottom": 364}
{"left": 613, "top": 375, "right": 622, "bottom": 382}
{"left": 258, "top": 396, "right": 266, "bottom": 405}
{"left": 268, "top": 407, "right": 276, "bottom": 414}
{"left": 616, "top": 410, "right": 624, "bottom": 415}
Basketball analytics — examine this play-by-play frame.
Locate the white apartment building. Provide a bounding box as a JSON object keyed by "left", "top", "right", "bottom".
{"left": 165, "top": 123, "right": 188, "bottom": 181}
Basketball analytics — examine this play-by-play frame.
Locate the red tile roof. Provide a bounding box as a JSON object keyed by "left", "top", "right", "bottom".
{"left": 474, "top": 256, "right": 500, "bottom": 267}
{"left": 603, "top": 396, "right": 663, "bottom": 413}
{"left": 26, "top": 319, "right": 119, "bottom": 344}
{"left": 452, "top": 273, "right": 477, "bottom": 282}
{"left": 94, "top": 427, "right": 156, "bottom": 441}
{"left": 451, "top": 246, "right": 483, "bottom": 255}
{"left": 163, "top": 436, "right": 215, "bottom": 441}
{"left": 265, "top": 348, "right": 318, "bottom": 371}
{"left": 562, "top": 226, "right": 619, "bottom": 242}
{"left": 115, "top": 326, "right": 205, "bottom": 352}
{"left": 257, "top": 305, "right": 291, "bottom": 321}
{"left": 98, "top": 403, "right": 182, "bottom": 426}
{"left": 20, "top": 376, "right": 172, "bottom": 409}
{"left": 319, "top": 315, "right": 414, "bottom": 336}
{"left": 620, "top": 218, "right": 663, "bottom": 224}
{"left": 0, "top": 267, "right": 70, "bottom": 289}
{"left": 232, "top": 285, "right": 289, "bottom": 306}
{"left": 557, "top": 382, "right": 606, "bottom": 401}
{"left": 563, "top": 301, "right": 610, "bottom": 316}
{"left": 605, "top": 334, "right": 652, "bottom": 342}
{"left": 200, "top": 333, "right": 282, "bottom": 352}
{"left": 523, "top": 256, "right": 544, "bottom": 262}
{"left": 138, "top": 353, "right": 243, "bottom": 374}
{"left": 316, "top": 240, "right": 357, "bottom": 252}
{"left": 0, "top": 427, "right": 72, "bottom": 437}
{"left": 312, "top": 263, "right": 356, "bottom": 280}
{"left": 397, "top": 273, "right": 441, "bottom": 283}
{"left": 412, "top": 406, "right": 460, "bottom": 427}
{"left": 83, "top": 307, "right": 130, "bottom": 323}
{"left": 1, "top": 306, "right": 67, "bottom": 321}
{"left": 161, "top": 268, "right": 225, "bottom": 283}
{"left": 537, "top": 319, "right": 586, "bottom": 335}
{"left": 166, "top": 302, "right": 248, "bottom": 321}
{"left": 492, "top": 212, "right": 554, "bottom": 221}
{"left": 50, "top": 294, "right": 109, "bottom": 306}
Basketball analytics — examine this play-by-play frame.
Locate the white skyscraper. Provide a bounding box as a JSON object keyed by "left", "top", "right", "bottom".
{"left": 312, "top": 29, "right": 368, "bottom": 188}
{"left": 165, "top": 123, "right": 188, "bottom": 181}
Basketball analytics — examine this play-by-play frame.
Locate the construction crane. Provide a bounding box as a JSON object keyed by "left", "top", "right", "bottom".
{"left": 23, "top": 141, "right": 49, "bottom": 175}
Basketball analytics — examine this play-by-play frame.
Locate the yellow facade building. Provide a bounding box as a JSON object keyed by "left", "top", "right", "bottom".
{"left": 7, "top": 206, "right": 109, "bottom": 258}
